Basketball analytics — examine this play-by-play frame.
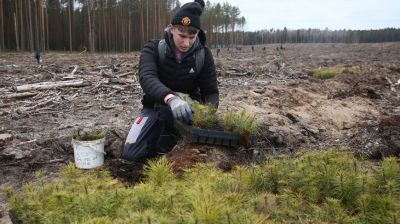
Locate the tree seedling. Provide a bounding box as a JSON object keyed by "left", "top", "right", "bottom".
{"left": 5, "top": 148, "right": 400, "bottom": 223}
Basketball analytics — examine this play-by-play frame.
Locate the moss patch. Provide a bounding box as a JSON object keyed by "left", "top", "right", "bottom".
{"left": 72, "top": 129, "right": 105, "bottom": 141}
{"left": 311, "top": 67, "right": 343, "bottom": 79}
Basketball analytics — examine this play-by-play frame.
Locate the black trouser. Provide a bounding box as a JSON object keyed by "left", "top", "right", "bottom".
{"left": 122, "top": 104, "right": 178, "bottom": 162}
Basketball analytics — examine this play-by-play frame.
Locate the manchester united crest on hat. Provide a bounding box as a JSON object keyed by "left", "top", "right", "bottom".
{"left": 181, "top": 17, "right": 191, "bottom": 26}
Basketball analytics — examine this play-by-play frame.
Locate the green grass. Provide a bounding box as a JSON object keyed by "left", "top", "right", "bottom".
{"left": 343, "top": 67, "right": 362, "bottom": 75}
{"left": 5, "top": 148, "right": 400, "bottom": 223}
{"left": 311, "top": 66, "right": 362, "bottom": 79}
{"left": 311, "top": 67, "right": 343, "bottom": 79}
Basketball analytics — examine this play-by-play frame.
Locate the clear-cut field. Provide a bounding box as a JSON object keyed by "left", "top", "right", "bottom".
{"left": 1, "top": 43, "right": 399, "bottom": 221}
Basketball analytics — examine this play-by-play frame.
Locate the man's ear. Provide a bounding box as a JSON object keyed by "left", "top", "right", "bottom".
{"left": 170, "top": 26, "right": 176, "bottom": 36}
{"left": 169, "top": 24, "right": 175, "bottom": 32}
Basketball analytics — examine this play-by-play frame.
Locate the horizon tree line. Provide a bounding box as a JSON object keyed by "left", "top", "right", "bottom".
{"left": 0, "top": 0, "right": 399, "bottom": 52}
{"left": 242, "top": 27, "right": 400, "bottom": 46}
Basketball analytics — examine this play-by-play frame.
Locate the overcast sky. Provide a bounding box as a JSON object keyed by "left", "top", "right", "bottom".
{"left": 180, "top": 0, "right": 400, "bottom": 31}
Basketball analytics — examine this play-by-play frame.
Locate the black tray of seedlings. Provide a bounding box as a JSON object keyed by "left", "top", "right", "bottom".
{"left": 174, "top": 120, "right": 242, "bottom": 147}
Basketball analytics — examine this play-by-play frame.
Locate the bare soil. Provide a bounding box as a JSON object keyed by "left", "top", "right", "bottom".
{"left": 1, "top": 43, "right": 399, "bottom": 222}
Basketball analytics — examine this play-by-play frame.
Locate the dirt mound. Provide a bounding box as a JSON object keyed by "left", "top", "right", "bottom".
{"left": 166, "top": 143, "right": 207, "bottom": 174}
{"left": 379, "top": 115, "right": 400, "bottom": 155}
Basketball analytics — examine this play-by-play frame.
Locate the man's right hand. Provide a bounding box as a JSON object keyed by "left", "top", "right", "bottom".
{"left": 167, "top": 95, "right": 193, "bottom": 124}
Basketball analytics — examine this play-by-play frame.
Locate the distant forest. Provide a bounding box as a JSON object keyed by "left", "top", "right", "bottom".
{"left": 0, "top": 0, "right": 399, "bottom": 52}
{"left": 244, "top": 28, "right": 400, "bottom": 46}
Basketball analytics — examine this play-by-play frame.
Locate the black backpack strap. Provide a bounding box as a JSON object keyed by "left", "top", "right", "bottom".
{"left": 195, "top": 48, "right": 205, "bottom": 74}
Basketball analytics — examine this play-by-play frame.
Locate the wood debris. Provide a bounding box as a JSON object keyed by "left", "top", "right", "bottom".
{"left": 14, "top": 79, "right": 91, "bottom": 92}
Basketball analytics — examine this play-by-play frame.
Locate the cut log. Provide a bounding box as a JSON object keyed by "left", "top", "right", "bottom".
{"left": 1, "top": 92, "right": 37, "bottom": 99}
{"left": 14, "top": 79, "right": 90, "bottom": 92}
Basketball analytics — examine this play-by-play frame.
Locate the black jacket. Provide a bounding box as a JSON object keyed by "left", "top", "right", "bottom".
{"left": 139, "top": 29, "right": 219, "bottom": 108}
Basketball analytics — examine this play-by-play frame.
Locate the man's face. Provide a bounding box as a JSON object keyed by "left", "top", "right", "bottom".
{"left": 170, "top": 26, "right": 198, "bottom": 53}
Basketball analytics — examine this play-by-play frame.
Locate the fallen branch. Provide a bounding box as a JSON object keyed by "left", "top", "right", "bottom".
{"left": 39, "top": 67, "right": 57, "bottom": 77}
{"left": 95, "top": 65, "right": 111, "bottom": 70}
{"left": 62, "top": 76, "right": 78, "bottom": 80}
{"left": 108, "top": 77, "right": 136, "bottom": 84}
{"left": 111, "top": 129, "right": 125, "bottom": 140}
{"left": 0, "top": 111, "right": 9, "bottom": 116}
{"left": 19, "top": 97, "right": 55, "bottom": 112}
{"left": 26, "top": 110, "right": 64, "bottom": 116}
{"left": 108, "top": 85, "right": 126, "bottom": 91}
{"left": 0, "top": 133, "right": 13, "bottom": 147}
{"left": 107, "top": 90, "right": 120, "bottom": 96}
{"left": 0, "top": 102, "right": 11, "bottom": 108}
{"left": 65, "top": 93, "right": 79, "bottom": 101}
{"left": 73, "top": 104, "right": 93, "bottom": 111}
{"left": 385, "top": 76, "right": 396, "bottom": 91}
{"left": 15, "top": 139, "right": 37, "bottom": 146}
{"left": 1, "top": 92, "right": 38, "bottom": 99}
{"left": 224, "top": 68, "right": 251, "bottom": 76}
{"left": 34, "top": 158, "right": 65, "bottom": 164}
{"left": 70, "top": 65, "right": 79, "bottom": 76}
{"left": 14, "top": 79, "right": 90, "bottom": 92}
{"left": 116, "top": 71, "right": 134, "bottom": 78}
{"left": 101, "top": 103, "right": 120, "bottom": 110}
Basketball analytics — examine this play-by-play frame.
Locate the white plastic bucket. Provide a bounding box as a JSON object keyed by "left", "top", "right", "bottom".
{"left": 72, "top": 137, "right": 105, "bottom": 169}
